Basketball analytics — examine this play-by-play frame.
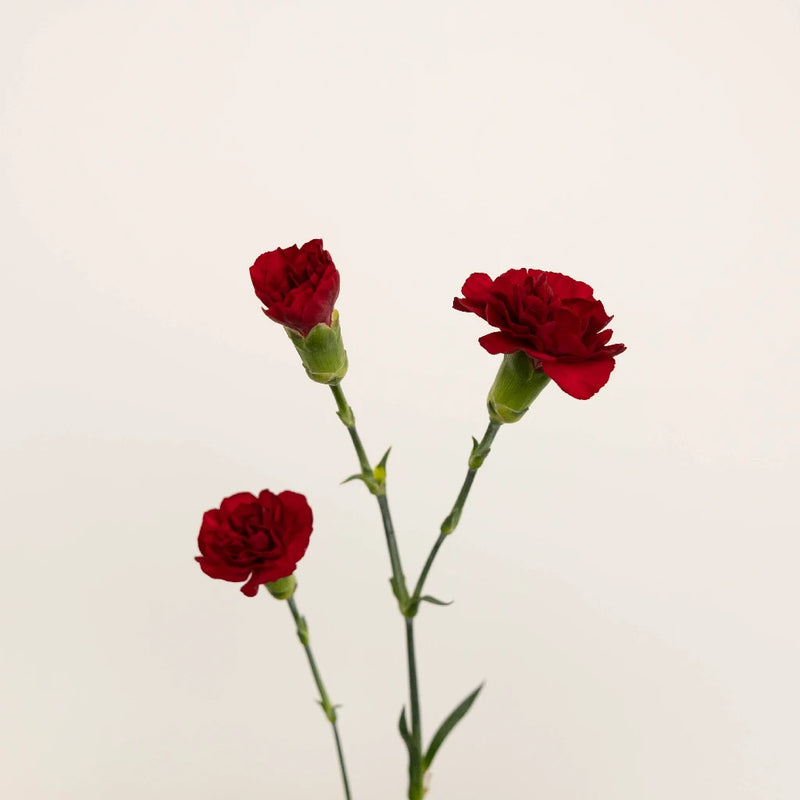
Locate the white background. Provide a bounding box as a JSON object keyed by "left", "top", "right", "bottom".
{"left": 2, "top": 1, "right": 799, "bottom": 798}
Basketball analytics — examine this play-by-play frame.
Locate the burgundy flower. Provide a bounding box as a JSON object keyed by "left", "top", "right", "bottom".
{"left": 196, "top": 490, "right": 313, "bottom": 597}
{"left": 250, "top": 239, "right": 340, "bottom": 337}
{"left": 454, "top": 269, "right": 626, "bottom": 399}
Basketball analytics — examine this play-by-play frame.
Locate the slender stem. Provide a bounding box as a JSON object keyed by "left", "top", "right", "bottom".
{"left": 412, "top": 533, "right": 446, "bottom": 602}
{"left": 378, "top": 493, "right": 409, "bottom": 605}
{"left": 330, "top": 383, "right": 370, "bottom": 474}
{"left": 405, "top": 617, "right": 424, "bottom": 800}
{"left": 447, "top": 469, "right": 479, "bottom": 529}
{"left": 329, "top": 383, "right": 409, "bottom": 604}
{"left": 331, "top": 723, "right": 351, "bottom": 799}
{"left": 413, "top": 421, "right": 501, "bottom": 601}
{"left": 287, "top": 596, "right": 353, "bottom": 800}
{"left": 328, "top": 381, "right": 419, "bottom": 797}
{"left": 346, "top": 425, "right": 371, "bottom": 477}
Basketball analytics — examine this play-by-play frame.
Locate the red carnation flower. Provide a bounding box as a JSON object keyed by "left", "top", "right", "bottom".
{"left": 250, "top": 239, "right": 340, "bottom": 337}
{"left": 454, "top": 269, "right": 626, "bottom": 400}
{"left": 196, "top": 490, "right": 313, "bottom": 597}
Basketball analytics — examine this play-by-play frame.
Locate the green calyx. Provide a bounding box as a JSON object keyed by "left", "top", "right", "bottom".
{"left": 487, "top": 351, "right": 551, "bottom": 424}
{"left": 285, "top": 310, "right": 348, "bottom": 385}
{"left": 265, "top": 574, "right": 297, "bottom": 600}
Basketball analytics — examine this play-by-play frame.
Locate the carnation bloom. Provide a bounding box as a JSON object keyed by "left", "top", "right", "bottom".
{"left": 454, "top": 269, "right": 625, "bottom": 400}
{"left": 196, "top": 490, "right": 313, "bottom": 597}
{"left": 250, "top": 238, "right": 340, "bottom": 337}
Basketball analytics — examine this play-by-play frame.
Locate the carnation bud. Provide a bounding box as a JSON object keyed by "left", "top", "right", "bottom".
{"left": 265, "top": 574, "right": 297, "bottom": 600}
{"left": 487, "top": 351, "right": 551, "bottom": 424}
{"left": 285, "top": 310, "right": 348, "bottom": 386}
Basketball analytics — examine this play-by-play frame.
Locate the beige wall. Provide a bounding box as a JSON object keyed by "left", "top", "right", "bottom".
{"left": 1, "top": 1, "right": 798, "bottom": 797}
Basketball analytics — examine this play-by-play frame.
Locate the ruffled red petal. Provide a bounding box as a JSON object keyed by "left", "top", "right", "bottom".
{"left": 540, "top": 358, "right": 616, "bottom": 400}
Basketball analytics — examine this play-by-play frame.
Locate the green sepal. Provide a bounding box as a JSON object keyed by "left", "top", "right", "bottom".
{"left": 487, "top": 351, "right": 550, "bottom": 424}
{"left": 265, "top": 574, "right": 297, "bottom": 600}
{"left": 423, "top": 683, "right": 484, "bottom": 770}
{"left": 285, "top": 310, "right": 348, "bottom": 386}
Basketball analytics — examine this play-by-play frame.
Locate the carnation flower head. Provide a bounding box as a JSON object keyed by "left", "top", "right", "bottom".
{"left": 196, "top": 489, "right": 313, "bottom": 597}
{"left": 250, "top": 238, "right": 340, "bottom": 337}
{"left": 454, "top": 268, "right": 625, "bottom": 400}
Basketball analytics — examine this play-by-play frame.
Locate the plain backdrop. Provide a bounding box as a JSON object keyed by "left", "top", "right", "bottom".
{"left": 2, "top": 1, "right": 799, "bottom": 798}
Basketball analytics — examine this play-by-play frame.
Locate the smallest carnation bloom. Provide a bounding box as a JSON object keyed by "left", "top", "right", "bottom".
{"left": 196, "top": 489, "right": 313, "bottom": 597}
{"left": 250, "top": 238, "right": 348, "bottom": 385}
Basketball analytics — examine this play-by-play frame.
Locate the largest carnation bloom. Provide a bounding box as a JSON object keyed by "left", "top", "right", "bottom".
{"left": 454, "top": 269, "right": 626, "bottom": 400}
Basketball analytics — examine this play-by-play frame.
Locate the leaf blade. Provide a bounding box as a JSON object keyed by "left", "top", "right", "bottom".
{"left": 423, "top": 683, "right": 484, "bottom": 769}
{"left": 419, "top": 595, "right": 453, "bottom": 607}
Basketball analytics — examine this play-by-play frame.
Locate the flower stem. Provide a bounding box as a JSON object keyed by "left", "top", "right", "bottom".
{"left": 411, "top": 533, "right": 446, "bottom": 605}
{"left": 329, "top": 383, "right": 410, "bottom": 606}
{"left": 378, "top": 493, "right": 410, "bottom": 607}
{"left": 405, "top": 617, "right": 424, "bottom": 800}
{"left": 413, "top": 421, "right": 501, "bottom": 601}
{"left": 328, "top": 382, "right": 421, "bottom": 797}
{"left": 287, "top": 596, "right": 353, "bottom": 800}
{"left": 330, "top": 383, "right": 370, "bottom": 475}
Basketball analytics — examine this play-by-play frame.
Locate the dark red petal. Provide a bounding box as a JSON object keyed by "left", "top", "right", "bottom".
{"left": 239, "top": 573, "right": 263, "bottom": 597}
{"left": 277, "top": 490, "right": 313, "bottom": 525}
{"left": 541, "top": 358, "right": 616, "bottom": 400}
{"left": 484, "top": 297, "right": 520, "bottom": 331}
{"left": 493, "top": 268, "right": 530, "bottom": 289}
{"left": 453, "top": 273, "right": 493, "bottom": 317}
{"left": 540, "top": 271, "right": 595, "bottom": 300}
{"left": 478, "top": 331, "right": 531, "bottom": 355}
{"left": 256, "top": 489, "right": 278, "bottom": 507}
{"left": 277, "top": 491, "right": 314, "bottom": 565}
{"left": 219, "top": 492, "right": 258, "bottom": 516}
{"left": 602, "top": 342, "right": 627, "bottom": 357}
{"left": 301, "top": 238, "right": 325, "bottom": 254}
{"left": 299, "top": 271, "right": 338, "bottom": 331}
{"left": 459, "top": 272, "right": 493, "bottom": 301}
{"left": 196, "top": 556, "right": 251, "bottom": 582}
{"left": 249, "top": 250, "right": 290, "bottom": 300}
{"left": 199, "top": 509, "right": 222, "bottom": 532}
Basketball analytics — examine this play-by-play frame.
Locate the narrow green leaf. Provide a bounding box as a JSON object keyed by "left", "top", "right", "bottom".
{"left": 400, "top": 705, "right": 423, "bottom": 798}
{"left": 340, "top": 472, "right": 366, "bottom": 485}
{"left": 377, "top": 446, "right": 392, "bottom": 470}
{"left": 423, "top": 683, "right": 484, "bottom": 769}
{"left": 420, "top": 595, "right": 453, "bottom": 607}
{"left": 398, "top": 706, "right": 413, "bottom": 750}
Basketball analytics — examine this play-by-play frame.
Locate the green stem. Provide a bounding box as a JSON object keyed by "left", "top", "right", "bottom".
{"left": 378, "top": 494, "right": 409, "bottom": 607}
{"left": 406, "top": 618, "right": 424, "bottom": 800}
{"left": 287, "top": 596, "right": 353, "bottom": 800}
{"left": 413, "top": 421, "right": 501, "bottom": 601}
{"left": 411, "top": 533, "right": 446, "bottom": 603}
{"left": 328, "top": 382, "right": 420, "bottom": 797}
{"left": 329, "top": 383, "right": 409, "bottom": 605}
{"left": 330, "top": 383, "right": 370, "bottom": 474}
